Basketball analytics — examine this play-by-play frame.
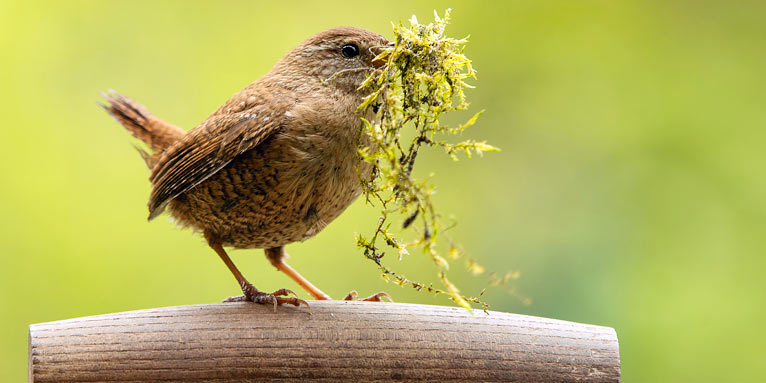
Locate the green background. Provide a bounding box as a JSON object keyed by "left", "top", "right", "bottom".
{"left": 1, "top": 1, "right": 764, "bottom": 381}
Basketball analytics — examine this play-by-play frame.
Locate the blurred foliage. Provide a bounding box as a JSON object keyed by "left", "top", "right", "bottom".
{"left": 1, "top": 1, "right": 764, "bottom": 382}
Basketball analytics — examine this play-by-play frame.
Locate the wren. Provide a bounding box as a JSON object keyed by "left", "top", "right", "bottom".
{"left": 102, "top": 27, "right": 392, "bottom": 309}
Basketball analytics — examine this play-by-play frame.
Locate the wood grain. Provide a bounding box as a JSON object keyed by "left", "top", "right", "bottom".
{"left": 28, "top": 301, "right": 620, "bottom": 382}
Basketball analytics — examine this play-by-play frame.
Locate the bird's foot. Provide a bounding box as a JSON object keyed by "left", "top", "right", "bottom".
{"left": 343, "top": 290, "right": 393, "bottom": 302}
{"left": 224, "top": 283, "right": 310, "bottom": 311}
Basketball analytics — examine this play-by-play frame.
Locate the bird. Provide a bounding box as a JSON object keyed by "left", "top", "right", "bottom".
{"left": 101, "top": 27, "right": 393, "bottom": 309}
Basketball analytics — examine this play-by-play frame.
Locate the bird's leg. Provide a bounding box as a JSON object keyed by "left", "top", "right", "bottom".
{"left": 265, "top": 247, "right": 332, "bottom": 300}
{"left": 265, "top": 247, "right": 393, "bottom": 302}
{"left": 206, "top": 236, "right": 308, "bottom": 310}
{"left": 343, "top": 291, "right": 393, "bottom": 302}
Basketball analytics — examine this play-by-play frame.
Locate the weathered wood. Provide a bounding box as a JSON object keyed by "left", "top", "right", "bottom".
{"left": 28, "top": 301, "right": 620, "bottom": 382}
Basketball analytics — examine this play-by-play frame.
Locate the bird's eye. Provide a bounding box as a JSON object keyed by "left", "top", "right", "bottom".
{"left": 340, "top": 44, "right": 360, "bottom": 59}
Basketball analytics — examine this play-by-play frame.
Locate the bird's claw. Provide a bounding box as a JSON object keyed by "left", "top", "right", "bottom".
{"left": 223, "top": 283, "right": 310, "bottom": 311}
{"left": 343, "top": 290, "right": 393, "bottom": 302}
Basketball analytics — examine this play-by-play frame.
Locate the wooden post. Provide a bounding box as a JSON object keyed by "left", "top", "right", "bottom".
{"left": 28, "top": 301, "right": 620, "bottom": 382}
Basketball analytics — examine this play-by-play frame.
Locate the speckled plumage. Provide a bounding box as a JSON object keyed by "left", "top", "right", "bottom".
{"left": 103, "top": 27, "right": 390, "bottom": 306}
{"left": 167, "top": 85, "right": 373, "bottom": 249}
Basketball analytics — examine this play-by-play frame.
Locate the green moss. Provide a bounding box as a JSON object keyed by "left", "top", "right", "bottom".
{"left": 356, "top": 10, "right": 498, "bottom": 311}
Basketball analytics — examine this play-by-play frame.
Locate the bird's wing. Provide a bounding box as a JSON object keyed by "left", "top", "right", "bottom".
{"left": 147, "top": 103, "right": 288, "bottom": 220}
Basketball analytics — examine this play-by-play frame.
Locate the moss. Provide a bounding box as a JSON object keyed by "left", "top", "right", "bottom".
{"left": 356, "top": 10, "right": 498, "bottom": 312}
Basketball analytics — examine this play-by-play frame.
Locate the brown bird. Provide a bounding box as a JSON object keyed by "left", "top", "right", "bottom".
{"left": 102, "top": 27, "right": 392, "bottom": 309}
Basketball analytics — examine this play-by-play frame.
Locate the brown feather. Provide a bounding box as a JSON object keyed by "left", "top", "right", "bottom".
{"left": 101, "top": 91, "right": 186, "bottom": 154}
{"left": 147, "top": 97, "right": 291, "bottom": 219}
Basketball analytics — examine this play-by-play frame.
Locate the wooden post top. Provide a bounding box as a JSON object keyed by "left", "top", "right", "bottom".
{"left": 29, "top": 301, "right": 620, "bottom": 382}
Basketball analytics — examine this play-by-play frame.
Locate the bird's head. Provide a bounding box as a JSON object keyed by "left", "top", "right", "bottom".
{"left": 276, "top": 27, "right": 391, "bottom": 92}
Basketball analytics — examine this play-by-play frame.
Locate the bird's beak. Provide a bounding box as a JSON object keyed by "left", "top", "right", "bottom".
{"left": 371, "top": 57, "right": 386, "bottom": 69}
{"left": 371, "top": 41, "right": 394, "bottom": 69}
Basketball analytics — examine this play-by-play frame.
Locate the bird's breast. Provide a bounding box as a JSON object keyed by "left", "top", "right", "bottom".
{"left": 275, "top": 125, "right": 365, "bottom": 238}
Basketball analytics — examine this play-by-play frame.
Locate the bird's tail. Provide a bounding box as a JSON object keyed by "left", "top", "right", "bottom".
{"left": 100, "top": 90, "right": 186, "bottom": 168}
